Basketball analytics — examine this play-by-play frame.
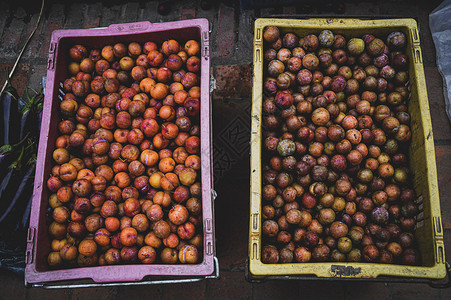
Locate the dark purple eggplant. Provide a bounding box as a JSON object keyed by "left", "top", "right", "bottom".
{"left": 0, "top": 153, "right": 7, "bottom": 168}
{"left": 19, "top": 89, "right": 44, "bottom": 140}
{"left": 0, "top": 153, "right": 14, "bottom": 184}
{"left": 19, "top": 108, "right": 30, "bottom": 141}
{"left": 0, "top": 88, "right": 42, "bottom": 179}
{"left": 0, "top": 84, "right": 40, "bottom": 275}
{"left": 37, "top": 110, "right": 43, "bottom": 135}
{"left": 1, "top": 86, "right": 20, "bottom": 146}
{"left": 0, "top": 169, "right": 14, "bottom": 201}
{"left": 0, "top": 143, "right": 28, "bottom": 204}
{"left": 18, "top": 194, "right": 33, "bottom": 231}
{"left": 0, "top": 167, "right": 34, "bottom": 225}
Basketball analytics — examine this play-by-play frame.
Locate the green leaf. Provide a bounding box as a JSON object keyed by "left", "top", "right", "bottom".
{"left": 0, "top": 144, "right": 13, "bottom": 154}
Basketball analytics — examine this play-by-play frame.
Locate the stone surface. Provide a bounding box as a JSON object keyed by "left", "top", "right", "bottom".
{"left": 214, "top": 65, "right": 252, "bottom": 99}
{"left": 117, "top": 2, "right": 139, "bottom": 24}
{"left": 216, "top": 3, "right": 235, "bottom": 59}
{"left": 71, "top": 287, "right": 117, "bottom": 300}
{"left": 0, "top": 63, "right": 30, "bottom": 96}
{"left": 425, "top": 66, "right": 451, "bottom": 142}
{"left": 100, "top": 4, "right": 122, "bottom": 27}
{"left": 344, "top": 282, "right": 389, "bottom": 300}
{"left": 418, "top": 2, "right": 441, "bottom": 67}
{"left": 435, "top": 145, "right": 451, "bottom": 229}
{"left": 0, "top": 1, "right": 449, "bottom": 299}
{"left": 0, "top": 269, "right": 26, "bottom": 299}
{"left": 115, "top": 284, "right": 161, "bottom": 300}
{"left": 389, "top": 282, "right": 441, "bottom": 300}
{"left": 0, "top": 9, "right": 27, "bottom": 60}
{"left": 38, "top": 3, "right": 65, "bottom": 58}
{"left": 22, "top": 12, "right": 44, "bottom": 60}
{"left": 300, "top": 280, "right": 346, "bottom": 299}
{"left": 181, "top": 8, "right": 196, "bottom": 20}
{"left": 84, "top": 2, "right": 102, "bottom": 28}
{"left": 252, "top": 279, "right": 301, "bottom": 299}
{"left": 205, "top": 271, "right": 252, "bottom": 300}
{"left": 26, "top": 63, "right": 47, "bottom": 93}
{"left": 212, "top": 99, "right": 251, "bottom": 269}
{"left": 236, "top": 8, "right": 254, "bottom": 65}
{"left": 24, "top": 283, "right": 72, "bottom": 299}
{"left": 63, "top": 2, "right": 85, "bottom": 29}
{"left": 161, "top": 279, "right": 206, "bottom": 300}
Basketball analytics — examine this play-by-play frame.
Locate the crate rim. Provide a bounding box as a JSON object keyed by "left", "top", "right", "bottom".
{"left": 249, "top": 17, "right": 446, "bottom": 280}
{"left": 26, "top": 18, "right": 215, "bottom": 285}
{"left": 253, "top": 17, "right": 419, "bottom": 28}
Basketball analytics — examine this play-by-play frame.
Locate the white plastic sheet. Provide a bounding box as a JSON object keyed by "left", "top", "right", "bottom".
{"left": 429, "top": 1, "right": 451, "bottom": 122}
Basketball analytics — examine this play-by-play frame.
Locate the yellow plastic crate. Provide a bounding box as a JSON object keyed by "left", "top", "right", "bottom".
{"left": 249, "top": 18, "right": 446, "bottom": 280}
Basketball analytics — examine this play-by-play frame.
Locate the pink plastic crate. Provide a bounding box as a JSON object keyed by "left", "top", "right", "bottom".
{"left": 25, "top": 19, "right": 215, "bottom": 285}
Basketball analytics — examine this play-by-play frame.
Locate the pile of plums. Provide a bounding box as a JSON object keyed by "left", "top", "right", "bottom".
{"left": 46, "top": 38, "right": 204, "bottom": 268}
{"left": 260, "top": 26, "right": 421, "bottom": 265}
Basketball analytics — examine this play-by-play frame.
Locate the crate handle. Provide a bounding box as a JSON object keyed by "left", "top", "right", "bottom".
{"left": 107, "top": 21, "right": 151, "bottom": 33}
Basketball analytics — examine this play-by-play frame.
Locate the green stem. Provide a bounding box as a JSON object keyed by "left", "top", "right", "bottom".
{"left": 0, "top": 132, "right": 32, "bottom": 154}
{"left": 9, "top": 145, "right": 25, "bottom": 170}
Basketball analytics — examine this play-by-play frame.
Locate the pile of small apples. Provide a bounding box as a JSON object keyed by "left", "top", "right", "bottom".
{"left": 260, "top": 26, "right": 421, "bottom": 265}
{"left": 46, "top": 38, "right": 204, "bottom": 268}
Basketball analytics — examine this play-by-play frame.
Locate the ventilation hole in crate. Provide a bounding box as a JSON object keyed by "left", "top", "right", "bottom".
{"left": 255, "top": 49, "right": 261, "bottom": 62}
{"left": 252, "top": 242, "right": 258, "bottom": 260}
{"left": 253, "top": 213, "right": 258, "bottom": 230}
{"left": 437, "top": 245, "right": 444, "bottom": 264}
{"left": 256, "top": 28, "right": 261, "bottom": 40}
{"left": 27, "top": 229, "right": 34, "bottom": 242}
{"left": 206, "top": 241, "right": 213, "bottom": 255}
{"left": 435, "top": 216, "right": 442, "bottom": 234}
{"left": 206, "top": 218, "right": 212, "bottom": 233}
{"left": 413, "top": 28, "right": 418, "bottom": 41}
{"left": 415, "top": 195, "right": 424, "bottom": 205}
{"left": 417, "top": 212, "right": 424, "bottom": 222}
{"left": 415, "top": 49, "right": 422, "bottom": 64}
{"left": 25, "top": 249, "right": 33, "bottom": 264}
{"left": 58, "top": 82, "right": 65, "bottom": 101}
{"left": 416, "top": 218, "right": 424, "bottom": 229}
{"left": 418, "top": 202, "right": 424, "bottom": 214}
